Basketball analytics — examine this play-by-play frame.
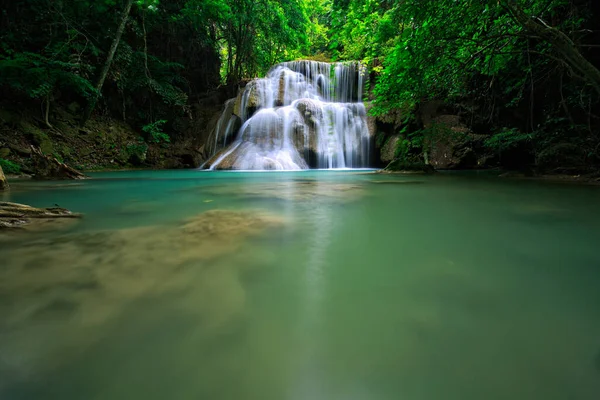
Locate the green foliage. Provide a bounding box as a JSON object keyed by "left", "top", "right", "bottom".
{"left": 125, "top": 138, "right": 149, "bottom": 165}
{"left": 394, "top": 129, "right": 426, "bottom": 163}
{"left": 485, "top": 128, "right": 533, "bottom": 153}
{"left": 212, "top": 0, "right": 311, "bottom": 81}
{"left": 1, "top": 0, "right": 598, "bottom": 172}
{"left": 0, "top": 52, "right": 95, "bottom": 100}
{"left": 0, "top": 158, "right": 21, "bottom": 174}
{"left": 320, "top": 0, "right": 599, "bottom": 171}
{"left": 142, "top": 120, "right": 170, "bottom": 143}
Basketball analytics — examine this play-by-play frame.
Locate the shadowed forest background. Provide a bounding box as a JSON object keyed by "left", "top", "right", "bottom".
{"left": 1, "top": 0, "right": 599, "bottom": 176}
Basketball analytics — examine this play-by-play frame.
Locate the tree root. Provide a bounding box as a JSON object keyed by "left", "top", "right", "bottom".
{"left": 0, "top": 202, "right": 82, "bottom": 230}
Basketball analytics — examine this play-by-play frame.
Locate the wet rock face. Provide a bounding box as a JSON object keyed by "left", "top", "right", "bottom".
{"left": 202, "top": 98, "right": 242, "bottom": 164}
{"left": 381, "top": 135, "right": 401, "bottom": 164}
{"left": 295, "top": 99, "right": 323, "bottom": 126}
{"left": 276, "top": 72, "right": 286, "bottom": 107}
{"left": 365, "top": 103, "right": 377, "bottom": 139}
{"left": 203, "top": 180, "right": 365, "bottom": 202}
{"left": 233, "top": 80, "right": 263, "bottom": 120}
{"left": 427, "top": 115, "right": 487, "bottom": 169}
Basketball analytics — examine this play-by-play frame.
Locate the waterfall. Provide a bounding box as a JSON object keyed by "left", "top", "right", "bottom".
{"left": 205, "top": 61, "right": 372, "bottom": 170}
{"left": 212, "top": 98, "right": 237, "bottom": 155}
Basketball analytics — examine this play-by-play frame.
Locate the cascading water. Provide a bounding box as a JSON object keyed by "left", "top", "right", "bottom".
{"left": 205, "top": 60, "right": 371, "bottom": 170}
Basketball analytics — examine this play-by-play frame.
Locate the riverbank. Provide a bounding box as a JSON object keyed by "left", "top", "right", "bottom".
{"left": 0, "top": 91, "right": 231, "bottom": 177}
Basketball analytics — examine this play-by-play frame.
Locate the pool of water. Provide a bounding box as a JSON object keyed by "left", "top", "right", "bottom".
{"left": 1, "top": 170, "right": 600, "bottom": 399}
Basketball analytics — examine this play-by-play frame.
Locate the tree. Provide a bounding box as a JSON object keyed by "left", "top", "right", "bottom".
{"left": 324, "top": 0, "right": 599, "bottom": 171}
{"left": 503, "top": 1, "right": 600, "bottom": 95}
{"left": 81, "top": 0, "right": 135, "bottom": 126}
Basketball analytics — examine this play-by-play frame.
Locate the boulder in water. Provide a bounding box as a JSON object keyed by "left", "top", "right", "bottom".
{"left": 202, "top": 181, "right": 364, "bottom": 202}
{"left": 0, "top": 208, "right": 284, "bottom": 380}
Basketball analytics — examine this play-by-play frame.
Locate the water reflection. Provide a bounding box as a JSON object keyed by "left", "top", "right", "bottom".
{"left": 288, "top": 178, "right": 336, "bottom": 400}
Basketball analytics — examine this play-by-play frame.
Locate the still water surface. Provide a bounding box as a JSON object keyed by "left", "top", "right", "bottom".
{"left": 1, "top": 170, "right": 600, "bottom": 399}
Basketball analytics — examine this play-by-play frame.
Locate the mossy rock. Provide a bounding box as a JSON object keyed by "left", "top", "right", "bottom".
{"left": 20, "top": 122, "right": 54, "bottom": 154}
{"left": 125, "top": 143, "right": 148, "bottom": 165}
{"left": 56, "top": 144, "right": 73, "bottom": 160}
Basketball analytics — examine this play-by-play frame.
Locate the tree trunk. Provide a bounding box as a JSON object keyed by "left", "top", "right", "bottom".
{"left": 81, "top": 0, "right": 135, "bottom": 126}
{"left": 44, "top": 94, "right": 52, "bottom": 128}
{"left": 505, "top": 2, "right": 600, "bottom": 95}
{"left": 0, "top": 165, "right": 8, "bottom": 191}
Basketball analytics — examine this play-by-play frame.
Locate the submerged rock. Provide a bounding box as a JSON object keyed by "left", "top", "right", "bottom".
{"left": 0, "top": 209, "right": 285, "bottom": 382}
{"left": 202, "top": 181, "right": 364, "bottom": 202}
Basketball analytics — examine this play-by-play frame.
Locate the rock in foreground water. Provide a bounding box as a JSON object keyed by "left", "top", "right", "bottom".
{"left": 0, "top": 202, "right": 82, "bottom": 230}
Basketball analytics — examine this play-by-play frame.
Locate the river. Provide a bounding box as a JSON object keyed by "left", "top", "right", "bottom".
{"left": 1, "top": 170, "right": 599, "bottom": 399}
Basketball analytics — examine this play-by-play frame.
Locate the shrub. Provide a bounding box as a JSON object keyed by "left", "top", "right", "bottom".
{"left": 142, "top": 120, "right": 170, "bottom": 144}
{"left": 0, "top": 158, "right": 22, "bottom": 174}
{"left": 125, "top": 138, "right": 149, "bottom": 165}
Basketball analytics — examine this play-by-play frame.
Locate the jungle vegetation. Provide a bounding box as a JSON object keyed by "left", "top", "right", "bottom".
{"left": 1, "top": 0, "right": 599, "bottom": 173}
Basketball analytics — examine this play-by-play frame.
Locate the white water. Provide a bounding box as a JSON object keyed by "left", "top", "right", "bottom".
{"left": 211, "top": 99, "right": 237, "bottom": 156}
{"left": 208, "top": 61, "right": 371, "bottom": 170}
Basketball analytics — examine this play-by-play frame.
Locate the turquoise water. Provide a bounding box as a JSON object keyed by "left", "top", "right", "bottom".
{"left": 1, "top": 170, "right": 600, "bottom": 399}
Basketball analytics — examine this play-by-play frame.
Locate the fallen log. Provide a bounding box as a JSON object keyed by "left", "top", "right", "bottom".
{"left": 30, "top": 146, "right": 88, "bottom": 180}
{"left": 0, "top": 201, "right": 82, "bottom": 230}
